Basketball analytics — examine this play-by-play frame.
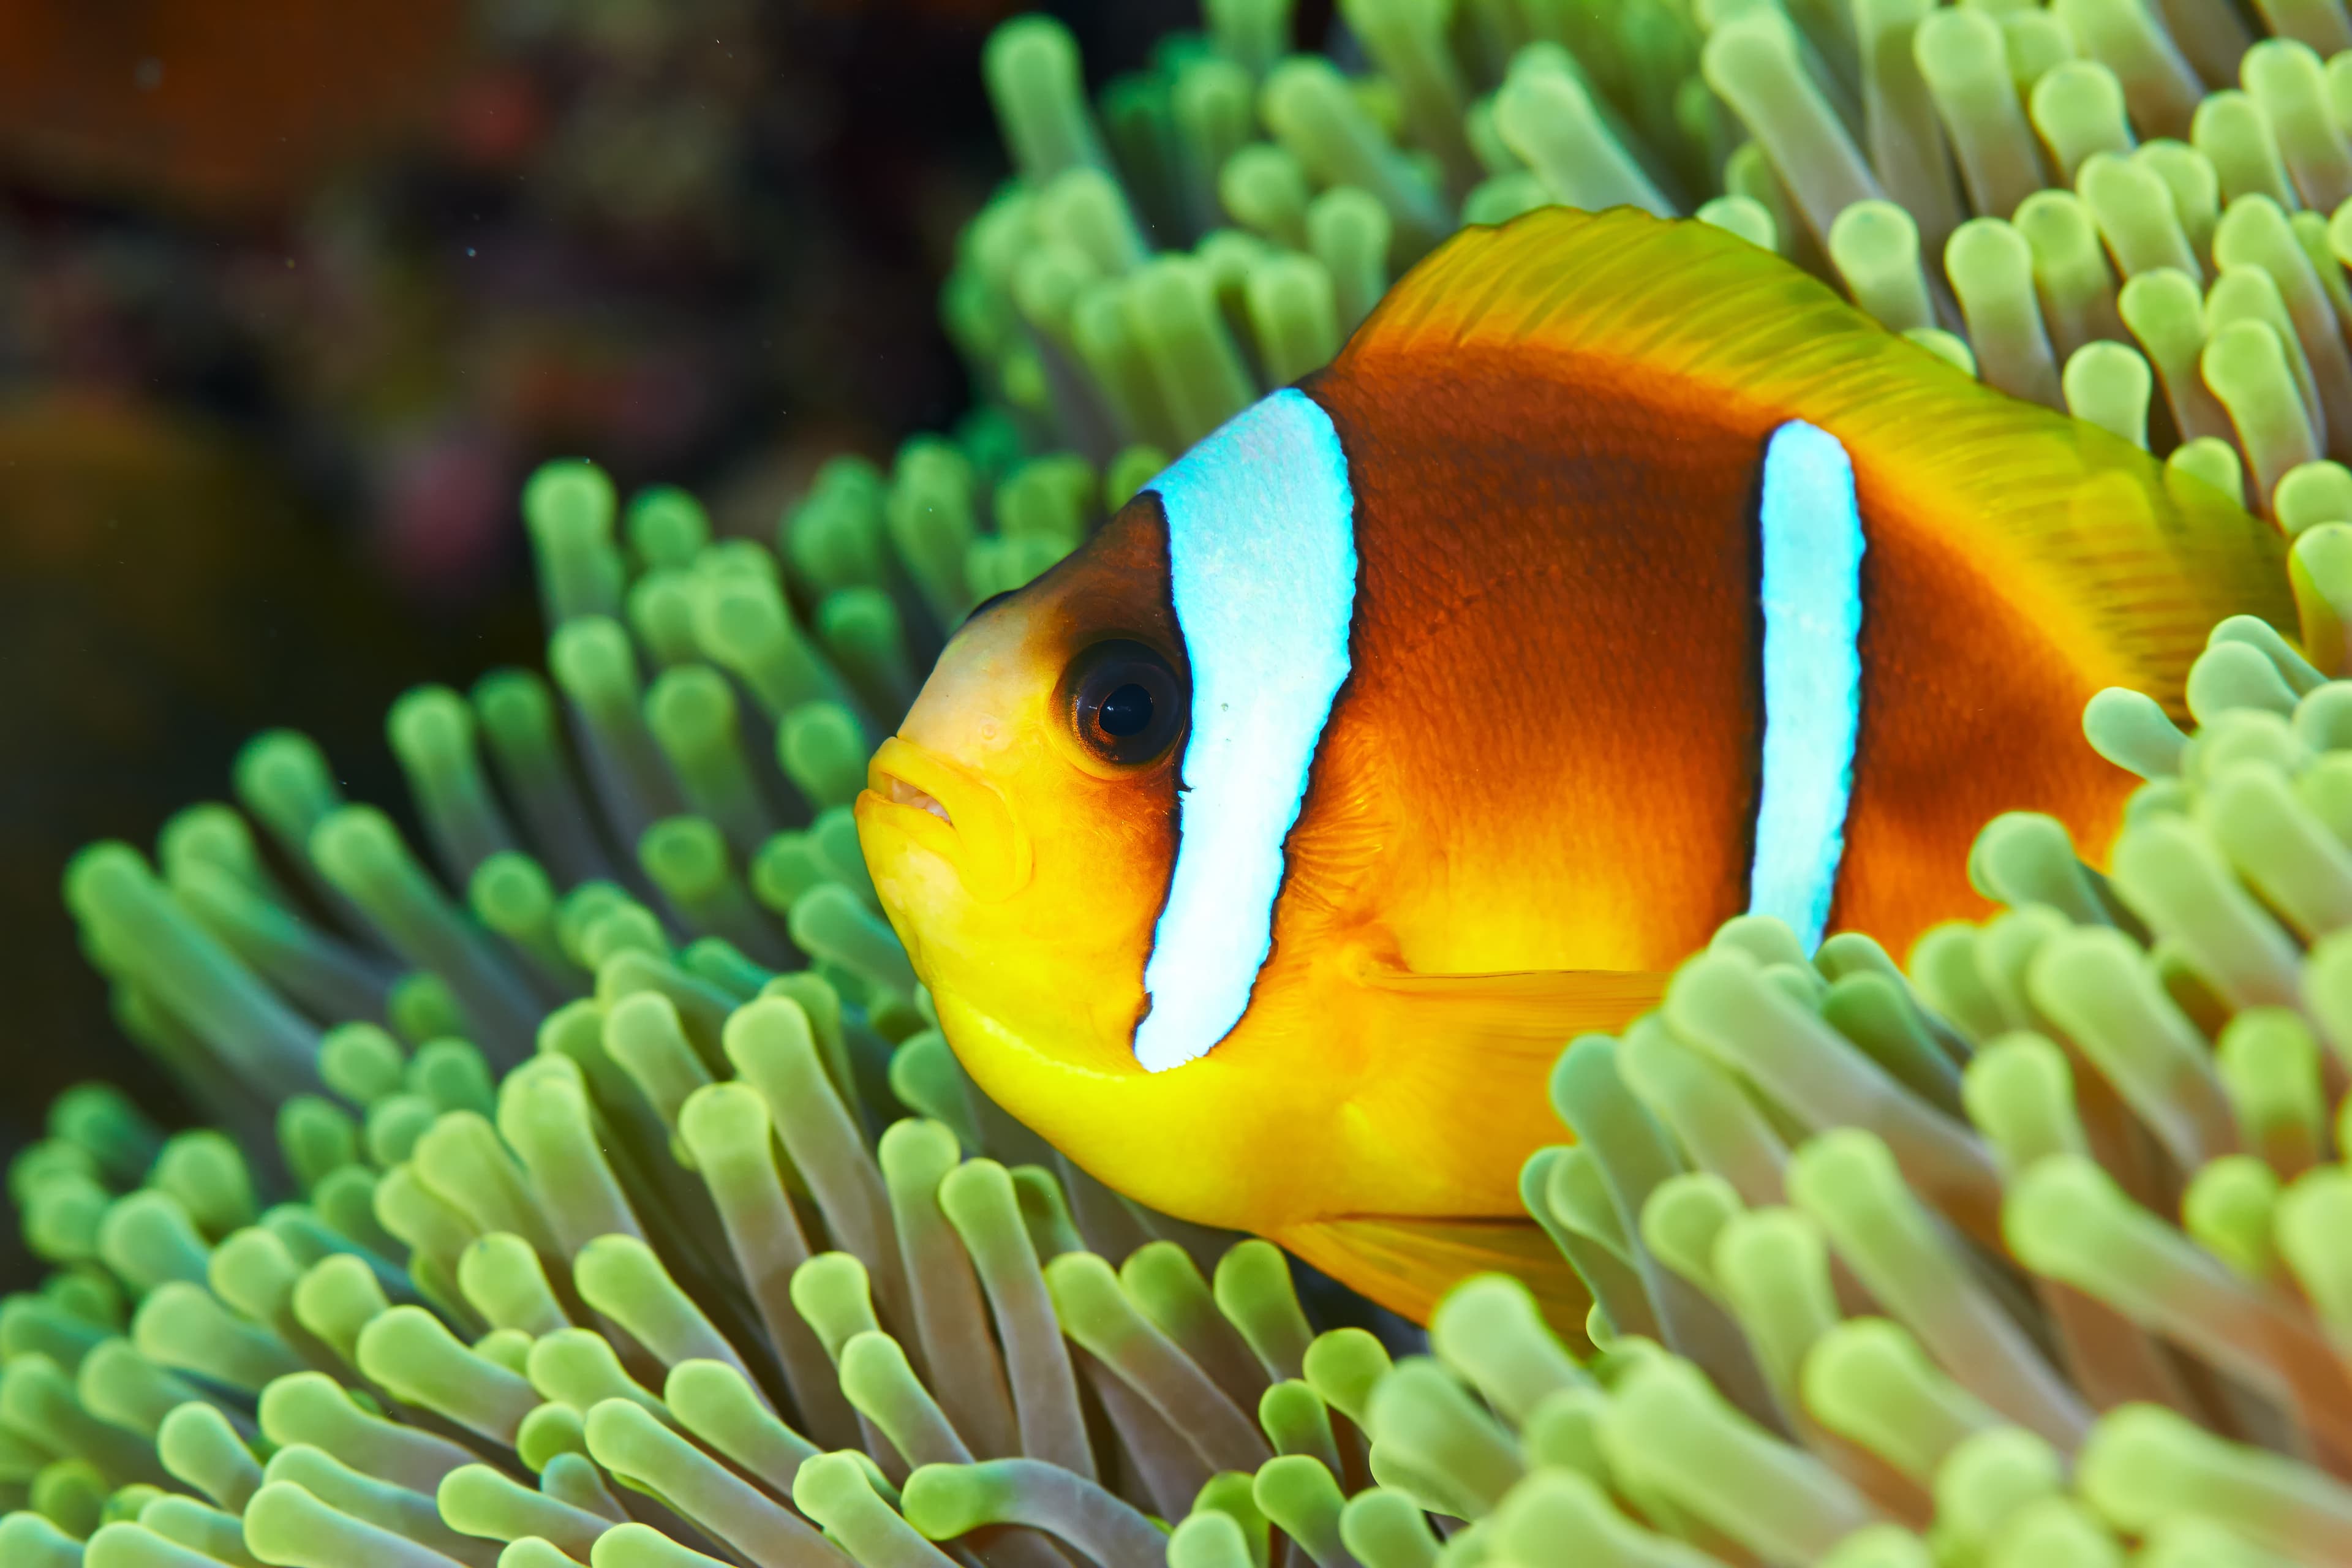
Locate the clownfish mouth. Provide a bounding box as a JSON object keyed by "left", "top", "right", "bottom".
{"left": 884, "top": 774, "right": 954, "bottom": 827}
{"left": 862, "top": 739, "right": 968, "bottom": 841}
{"left": 859, "top": 736, "right": 1032, "bottom": 902}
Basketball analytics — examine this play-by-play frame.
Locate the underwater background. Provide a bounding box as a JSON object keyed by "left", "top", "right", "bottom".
{"left": 18, "top": 0, "right": 2352, "bottom": 1564}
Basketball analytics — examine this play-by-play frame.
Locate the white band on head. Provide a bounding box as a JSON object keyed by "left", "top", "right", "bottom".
{"left": 1134, "top": 390, "right": 1359, "bottom": 1073}
{"left": 1748, "top": 419, "right": 1865, "bottom": 951}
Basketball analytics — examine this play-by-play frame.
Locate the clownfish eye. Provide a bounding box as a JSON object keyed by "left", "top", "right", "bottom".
{"left": 1065, "top": 639, "right": 1185, "bottom": 767}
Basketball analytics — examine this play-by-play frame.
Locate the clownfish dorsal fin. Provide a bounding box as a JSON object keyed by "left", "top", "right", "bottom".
{"left": 1329, "top": 206, "right": 2291, "bottom": 715}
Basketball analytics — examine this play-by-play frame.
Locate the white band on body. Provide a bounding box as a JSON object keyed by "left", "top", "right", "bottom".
{"left": 1747, "top": 419, "right": 1865, "bottom": 952}
{"left": 1135, "top": 390, "right": 1359, "bottom": 1072}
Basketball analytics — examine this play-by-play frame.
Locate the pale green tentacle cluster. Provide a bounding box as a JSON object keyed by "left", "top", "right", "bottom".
{"left": 1334, "top": 622, "right": 2352, "bottom": 1566}
{"left": 0, "top": 454, "right": 1395, "bottom": 1567}
{"left": 24, "top": 529, "right": 2352, "bottom": 1568}
{"left": 961, "top": 0, "right": 2352, "bottom": 524}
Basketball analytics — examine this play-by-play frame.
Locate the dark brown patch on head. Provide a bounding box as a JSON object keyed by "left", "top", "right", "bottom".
{"left": 1019, "top": 489, "right": 1186, "bottom": 682}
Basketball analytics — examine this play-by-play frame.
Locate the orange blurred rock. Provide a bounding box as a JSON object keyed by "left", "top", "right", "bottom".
{"left": 0, "top": 0, "right": 469, "bottom": 213}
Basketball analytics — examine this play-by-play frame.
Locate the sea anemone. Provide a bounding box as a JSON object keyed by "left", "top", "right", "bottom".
{"left": 1338, "top": 600, "right": 2352, "bottom": 1566}
{"left": 0, "top": 445, "right": 1383, "bottom": 1568}
{"left": 18, "top": 1, "right": 2352, "bottom": 1565}
{"left": 957, "top": 0, "right": 2352, "bottom": 522}
{"left": 36, "top": 556, "right": 2352, "bottom": 1568}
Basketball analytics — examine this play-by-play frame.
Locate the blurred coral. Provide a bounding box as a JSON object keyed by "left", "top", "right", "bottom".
{"left": 0, "top": 0, "right": 1060, "bottom": 603}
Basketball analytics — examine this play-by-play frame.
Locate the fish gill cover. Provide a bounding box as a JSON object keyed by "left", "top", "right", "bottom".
{"left": 15, "top": 0, "right": 2352, "bottom": 1565}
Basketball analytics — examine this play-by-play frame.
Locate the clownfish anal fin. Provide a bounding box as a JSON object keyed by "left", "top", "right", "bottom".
{"left": 1278, "top": 1212, "right": 1593, "bottom": 1338}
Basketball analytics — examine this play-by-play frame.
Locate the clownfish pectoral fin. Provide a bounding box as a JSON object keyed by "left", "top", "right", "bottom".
{"left": 1352, "top": 961, "right": 1672, "bottom": 1052}
{"left": 1344, "top": 962, "right": 1668, "bottom": 1245}
{"left": 1277, "top": 1213, "right": 1593, "bottom": 1339}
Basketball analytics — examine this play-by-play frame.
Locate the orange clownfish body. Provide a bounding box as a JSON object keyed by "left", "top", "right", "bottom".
{"left": 856, "top": 208, "right": 2290, "bottom": 1324}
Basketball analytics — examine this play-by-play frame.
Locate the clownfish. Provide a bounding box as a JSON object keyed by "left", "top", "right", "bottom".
{"left": 855, "top": 207, "right": 2290, "bottom": 1324}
